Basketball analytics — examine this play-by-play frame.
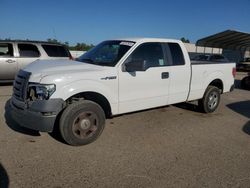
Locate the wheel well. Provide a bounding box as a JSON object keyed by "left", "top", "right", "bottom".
{"left": 66, "top": 92, "right": 112, "bottom": 118}
{"left": 208, "top": 79, "right": 223, "bottom": 93}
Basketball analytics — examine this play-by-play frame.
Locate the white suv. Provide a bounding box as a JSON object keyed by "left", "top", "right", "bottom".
{"left": 0, "top": 40, "right": 72, "bottom": 82}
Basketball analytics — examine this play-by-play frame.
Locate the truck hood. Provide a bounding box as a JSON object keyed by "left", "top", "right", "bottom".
{"left": 24, "top": 59, "right": 112, "bottom": 82}
{"left": 24, "top": 59, "right": 106, "bottom": 75}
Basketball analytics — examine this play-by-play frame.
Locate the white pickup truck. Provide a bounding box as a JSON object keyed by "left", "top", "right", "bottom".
{"left": 10, "top": 38, "right": 236, "bottom": 146}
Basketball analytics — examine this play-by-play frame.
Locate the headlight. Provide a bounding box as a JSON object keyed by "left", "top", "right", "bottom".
{"left": 28, "top": 83, "right": 56, "bottom": 100}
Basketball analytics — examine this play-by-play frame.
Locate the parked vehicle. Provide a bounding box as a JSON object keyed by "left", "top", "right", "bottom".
{"left": 10, "top": 38, "right": 236, "bottom": 146}
{"left": 241, "top": 73, "right": 250, "bottom": 90}
{"left": 0, "top": 40, "right": 72, "bottom": 82}
{"left": 192, "top": 54, "right": 229, "bottom": 62}
{"left": 237, "top": 57, "right": 250, "bottom": 71}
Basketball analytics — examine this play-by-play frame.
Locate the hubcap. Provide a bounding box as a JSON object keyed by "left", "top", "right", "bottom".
{"left": 72, "top": 111, "right": 98, "bottom": 139}
{"left": 80, "top": 119, "right": 91, "bottom": 130}
{"left": 208, "top": 91, "right": 218, "bottom": 109}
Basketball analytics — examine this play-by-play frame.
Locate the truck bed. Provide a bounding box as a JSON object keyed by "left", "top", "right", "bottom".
{"left": 188, "top": 61, "right": 235, "bottom": 101}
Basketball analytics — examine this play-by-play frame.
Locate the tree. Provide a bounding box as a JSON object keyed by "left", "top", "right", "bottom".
{"left": 63, "top": 41, "right": 69, "bottom": 47}
{"left": 180, "top": 37, "right": 190, "bottom": 43}
{"left": 46, "top": 38, "right": 94, "bottom": 51}
{"left": 47, "top": 38, "right": 60, "bottom": 44}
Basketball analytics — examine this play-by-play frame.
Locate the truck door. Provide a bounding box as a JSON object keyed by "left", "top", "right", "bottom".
{"left": 16, "top": 43, "right": 40, "bottom": 70}
{"left": 118, "top": 42, "right": 171, "bottom": 114}
{"left": 164, "top": 43, "right": 191, "bottom": 104}
{"left": 0, "top": 43, "right": 17, "bottom": 80}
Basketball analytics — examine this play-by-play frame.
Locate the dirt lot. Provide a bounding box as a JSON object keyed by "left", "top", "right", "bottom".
{"left": 0, "top": 73, "right": 250, "bottom": 188}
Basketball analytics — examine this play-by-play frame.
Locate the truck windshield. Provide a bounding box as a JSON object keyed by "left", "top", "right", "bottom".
{"left": 77, "top": 40, "right": 135, "bottom": 66}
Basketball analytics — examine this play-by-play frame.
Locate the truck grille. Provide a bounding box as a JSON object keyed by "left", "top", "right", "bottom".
{"left": 13, "top": 70, "right": 31, "bottom": 101}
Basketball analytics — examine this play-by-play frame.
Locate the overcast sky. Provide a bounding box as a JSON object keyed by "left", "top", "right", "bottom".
{"left": 1, "top": 0, "right": 250, "bottom": 45}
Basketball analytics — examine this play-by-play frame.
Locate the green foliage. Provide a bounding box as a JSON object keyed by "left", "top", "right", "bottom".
{"left": 47, "top": 38, "right": 60, "bottom": 44}
{"left": 47, "top": 39, "right": 94, "bottom": 51}
{"left": 180, "top": 37, "right": 190, "bottom": 43}
{"left": 69, "top": 43, "right": 95, "bottom": 51}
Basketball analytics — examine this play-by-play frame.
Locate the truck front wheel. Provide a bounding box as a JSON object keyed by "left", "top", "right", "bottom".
{"left": 198, "top": 86, "right": 221, "bottom": 113}
{"left": 59, "top": 100, "right": 105, "bottom": 146}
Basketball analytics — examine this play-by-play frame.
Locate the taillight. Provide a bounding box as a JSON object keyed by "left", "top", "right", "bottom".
{"left": 232, "top": 67, "right": 236, "bottom": 78}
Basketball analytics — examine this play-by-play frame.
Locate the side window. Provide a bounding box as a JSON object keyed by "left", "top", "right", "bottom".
{"left": 18, "top": 44, "right": 40, "bottom": 57}
{"left": 0, "top": 43, "right": 14, "bottom": 57}
{"left": 127, "top": 43, "right": 166, "bottom": 68}
{"left": 42, "top": 45, "right": 69, "bottom": 57}
{"left": 168, "top": 43, "right": 185, "bottom": 65}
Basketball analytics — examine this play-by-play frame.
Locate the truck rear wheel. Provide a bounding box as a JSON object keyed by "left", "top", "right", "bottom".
{"left": 198, "top": 86, "right": 220, "bottom": 113}
{"left": 59, "top": 100, "right": 105, "bottom": 146}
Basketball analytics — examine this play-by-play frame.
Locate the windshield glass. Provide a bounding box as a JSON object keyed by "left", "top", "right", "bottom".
{"left": 77, "top": 40, "right": 135, "bottom": 66}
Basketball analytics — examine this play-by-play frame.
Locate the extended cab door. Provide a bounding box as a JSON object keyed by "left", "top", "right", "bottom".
{"left": 118, "top": 42, "right": 171, "bottom": 114}
{"left": 0, "top": 43, "right": 17, "bottom": 80}
{"left": 16, "top": 43, "right": 40, "bottom": 70}
{"left": 164, "top": 43, "right": 191, "bottom": 104}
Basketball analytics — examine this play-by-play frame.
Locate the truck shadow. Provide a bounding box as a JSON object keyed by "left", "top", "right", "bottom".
{"left": 0, "top": 163, "right": 9, "bottom": 188}
{"left": 0, "top": 83, "right": 13, "bottom": 86}
{"left": 227, "top": 100, "right": 250, "bottom": 119}
{"left": 242, "top": 121, "right": 250, "bottom": 135}
{"left": 48, "top": 112, "right": 68, "bottom": 145}
{"left": 4, "top": 100, "right": 40, "bottom": 136}
{"left": 173, "top": 102, "right": 201, "bottom": 113}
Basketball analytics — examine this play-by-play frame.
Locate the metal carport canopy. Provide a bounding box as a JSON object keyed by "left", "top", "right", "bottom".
{"left": 196, "top": 30, "right": 250, "bottom": 51}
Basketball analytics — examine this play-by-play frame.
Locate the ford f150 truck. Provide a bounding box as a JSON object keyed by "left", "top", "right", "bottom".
{"left": 10, "top": 38, "right": 236, "bottom": 146}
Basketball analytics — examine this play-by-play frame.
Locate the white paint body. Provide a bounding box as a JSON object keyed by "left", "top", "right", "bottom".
{"left": 24, "top": 38, "right": 235, "bottom": 116}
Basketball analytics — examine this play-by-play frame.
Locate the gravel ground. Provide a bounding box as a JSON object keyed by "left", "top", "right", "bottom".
{"left": 0, "top": 73, "right": 250, "bottom": 188}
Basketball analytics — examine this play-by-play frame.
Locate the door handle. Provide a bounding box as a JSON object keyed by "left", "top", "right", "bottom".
{"left": 6, "top": 59, "right": 15, "bottom": 63}
{"left": 161, "top": 72, "right": 169, "bottom": 79}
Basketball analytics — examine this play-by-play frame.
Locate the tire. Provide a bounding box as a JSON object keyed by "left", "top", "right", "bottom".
{"left": 241, "top": 76, "right": 250, "bottom": 90}
{"left": 59, "top": 100, "right": 105, "bottom": 146}
{"left": 198, "top": 86, "right": 221, "bottom": 113}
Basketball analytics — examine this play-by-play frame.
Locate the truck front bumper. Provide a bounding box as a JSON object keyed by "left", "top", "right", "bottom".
{"left": 10, "top": 97, "right": 65, "bottom": 132}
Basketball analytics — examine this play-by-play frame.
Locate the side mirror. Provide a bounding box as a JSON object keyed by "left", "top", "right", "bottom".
{"left": 124, "top": 60, "right": 147, "bottom": 72}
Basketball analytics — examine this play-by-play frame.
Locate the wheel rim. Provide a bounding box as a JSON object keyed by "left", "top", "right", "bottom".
{"left": 208, "top": 91, "right": 218, "bottom": 109}
{"left": 72, "top": 111, "right": 98, "bottom": 139}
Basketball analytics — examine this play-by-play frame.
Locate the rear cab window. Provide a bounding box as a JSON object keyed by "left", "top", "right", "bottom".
{"left": 42, "top": 45, "right": 69, "bottom": 57}
{"left": 18, "top": 43, "right": 40, "bottom": 57}
{"left": 168, "top": 43, "right": 185, "bottom": 66}
{"left": 0, "top": 43, "right": 14, "bottom": 57}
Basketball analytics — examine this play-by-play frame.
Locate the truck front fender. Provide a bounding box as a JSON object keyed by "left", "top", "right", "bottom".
{"left": 51, "top": 79, "right": 118, "bottom": 115}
